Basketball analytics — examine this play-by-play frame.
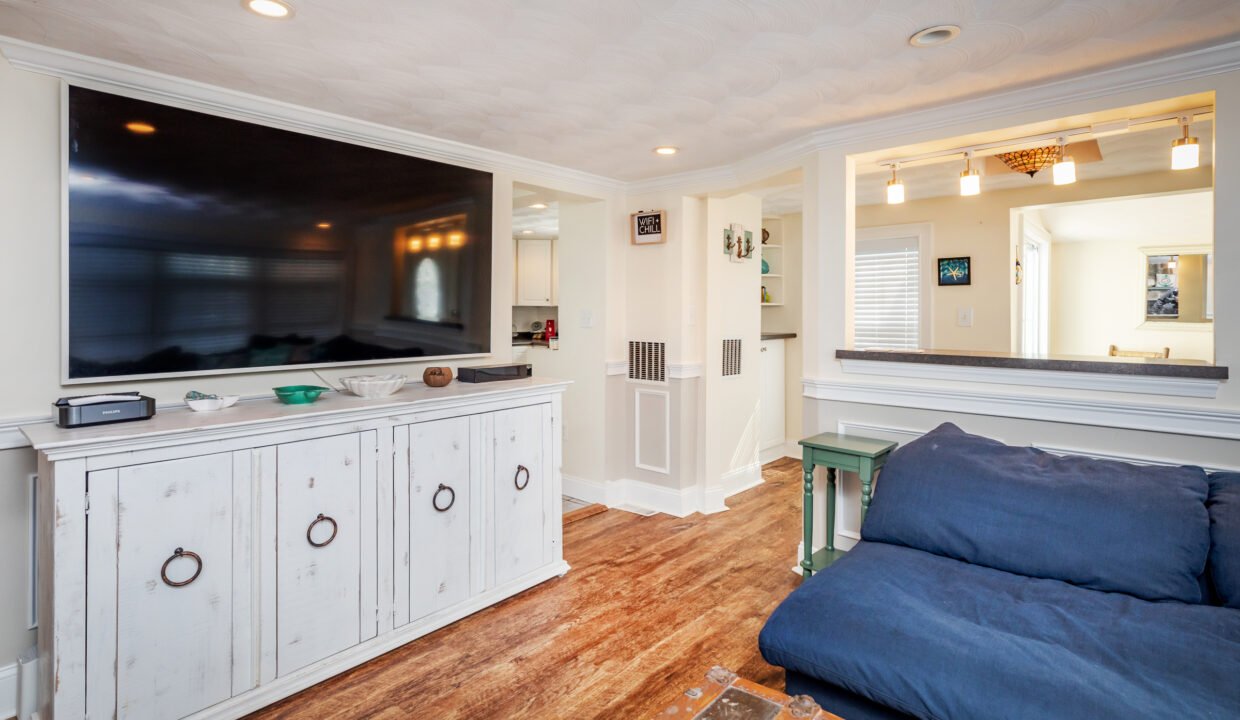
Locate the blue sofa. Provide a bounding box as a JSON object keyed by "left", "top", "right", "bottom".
{"left": 759, "top": 423, "right": 1240, "bottom": 719}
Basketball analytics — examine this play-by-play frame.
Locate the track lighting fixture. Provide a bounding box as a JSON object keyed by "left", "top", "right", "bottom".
{"left": 1052, "top": 138, "right": 1076, "bottom": 185}
{"left": 1171, "top": 116, "right": 1200, "bottom": 170}
{"left": 886, "top": 164, "right": 905, "bottom": 205}
{"left": 959, "top": 153, "right": 980, "bottom": 196}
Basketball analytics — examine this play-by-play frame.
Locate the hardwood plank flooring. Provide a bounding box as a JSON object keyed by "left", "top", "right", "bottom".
{"left": 246, "top": 458, "right": 804, "bottom": 719}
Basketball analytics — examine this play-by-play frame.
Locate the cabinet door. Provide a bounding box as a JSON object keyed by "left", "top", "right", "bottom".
{"left": 491, "top": 404, "right": 552, "bottom": 586}
{"left": 276, "top": 433, "right": 363, "bottom": 676}
{"left": 759, "top": 339, "right": 786, "bottom": 450}
{"left": 407, "top": 417, "right": 474, "bottom": 621}
{"left": 111, "top": 454, "right": 236, "bottom": 720}
{"left": 515, "top": 237, "right": 554, "bottom": 306}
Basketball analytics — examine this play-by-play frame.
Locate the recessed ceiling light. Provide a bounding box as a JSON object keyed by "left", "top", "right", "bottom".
{"left": 529, "top": 203, "right": 548, "bottom": 209}
{"left": 245, "top": 0, "right": 294, "bottom": 19}
{"left": 316, "top": 221, "right": 332, "bottom": 229}
{"left": 653, "top": 146, "right": 679, "bottom": 156}
{"left": 125, "top": 121, "right": 156, "bottom": 135}
{"left": 521, "top": 230, "right": 535, "bottom": 234}
{"left": 909, "top": 25, "right": 960, "bottom": 48}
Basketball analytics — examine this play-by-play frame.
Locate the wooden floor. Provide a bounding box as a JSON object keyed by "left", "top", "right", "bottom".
{"left": 246, "top": 458, "right": 804, "bottom": 719}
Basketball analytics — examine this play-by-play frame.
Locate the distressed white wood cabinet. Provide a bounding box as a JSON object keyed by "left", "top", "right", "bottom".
{"left": 22, "top": 378, "right": 569, "bottom": 720}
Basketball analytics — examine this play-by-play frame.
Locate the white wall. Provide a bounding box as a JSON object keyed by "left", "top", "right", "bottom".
{"left": 701, "top": 194, "right": 763, "bottom": 507}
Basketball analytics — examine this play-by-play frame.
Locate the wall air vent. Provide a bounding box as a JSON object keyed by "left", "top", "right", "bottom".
{"left": 628, "top": 341, "right": 666, "bottom": 382}
{"left": 722, "top": 339, "right": 742, "bottom": 376}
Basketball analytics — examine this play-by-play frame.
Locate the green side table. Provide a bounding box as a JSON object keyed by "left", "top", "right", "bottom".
{"left": 798, "top": 432, "right": 898, "bottom": 578}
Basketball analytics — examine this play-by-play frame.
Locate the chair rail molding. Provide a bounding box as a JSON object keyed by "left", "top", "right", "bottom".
{"left": 805, "top": 377, "right": 1240, "bottom": 440}
{"left": 838, "top": 357, "right": 1222, "bottom": 398}
{"left": 0, "top": 36, "right": 624, "bottom": 197}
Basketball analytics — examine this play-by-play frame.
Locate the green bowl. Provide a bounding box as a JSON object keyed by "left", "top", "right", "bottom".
{"left": 273, "top": 385, "right": 330, "bottom": 405}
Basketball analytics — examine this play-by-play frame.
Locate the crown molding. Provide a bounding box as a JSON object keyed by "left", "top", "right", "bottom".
{"left": 0, "top": 36, "right": 625, "bottom": 196}
{"left": 628, "top": 39, "right": 1240, "bottom": 196}
{"left": 4, "top": 34, "right": 1239, "bottom": 200}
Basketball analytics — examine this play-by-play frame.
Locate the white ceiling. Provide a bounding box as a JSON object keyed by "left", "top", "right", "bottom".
{"left": 1037, "top": 189, "right": 1213, "bottom": 245}
{"left": 1, "top": 0, "right": 1239, "bottom": 181}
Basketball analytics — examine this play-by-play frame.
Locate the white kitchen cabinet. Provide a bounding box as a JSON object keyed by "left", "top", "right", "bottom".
{"left": 25, "top": 378, "right": 568, "bottom": 720}
{"left": 490, "top": 403, "right": 555, "bottom": 587}
{"left": 760, "top": 339, "right": 786, "bottom": 452}
{"left": 275, "top": 432, "right": 376, "bottom": 676}
{"left": 86, "top": 452, "right": 250, "bottom": 720}
{"left": 515, "top": 237, "right": 555, "bottom": 306}
{"left": 403, "top": 416, "right": 475, "bottom": 623}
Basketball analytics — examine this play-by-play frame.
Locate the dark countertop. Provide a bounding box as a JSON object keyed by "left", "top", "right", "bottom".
{"left": 835, "top": 348, "right": 1228, "bottom": 380}
{"left": 511, "top": 332, "right": 549, "bottom": 347}
{"left": 761, "top": 332, "right": 798, "bottom": 341}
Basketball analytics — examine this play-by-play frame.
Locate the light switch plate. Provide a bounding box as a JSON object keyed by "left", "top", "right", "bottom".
{"left": 579, "top": 309, "right": 595, "bottom": 328}
{"left": 956, "top": 307, "right": 973, "bottom": 327}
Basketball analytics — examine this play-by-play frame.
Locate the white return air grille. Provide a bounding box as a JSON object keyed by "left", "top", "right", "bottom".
{"left": 722, "top": 339, "right": 742, "bottom": 376}
{"left": 628, "top": 341, "right": 666, "bottom": 382}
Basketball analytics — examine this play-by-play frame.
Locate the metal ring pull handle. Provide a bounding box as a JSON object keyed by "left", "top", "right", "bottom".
{"left": 307, "top": 513, "right": 338, "bottom": 548}
{"left": 432, "top": 483, "right": 456, "bottom": 512}
{"left": 161, "top": 547, "right": 203, "bottom": 588}
{"left": 514, "top": 464, "right": 530, "bottom": 491}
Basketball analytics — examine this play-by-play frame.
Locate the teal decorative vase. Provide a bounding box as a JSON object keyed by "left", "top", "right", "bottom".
{"left": 761, "top": 258, "right": 770, "bottom": 274}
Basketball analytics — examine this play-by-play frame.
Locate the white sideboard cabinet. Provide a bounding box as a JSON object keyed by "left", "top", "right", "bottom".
{"left": 22, "top": 378, "right": 569, "bottom": 720}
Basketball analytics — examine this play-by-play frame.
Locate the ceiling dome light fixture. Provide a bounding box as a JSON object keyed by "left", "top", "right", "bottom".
{"left": 1171, "top": 116, "right": 1200, "bottom": 170}
{"left": 996, "top": 146, "right": 1061, "bottom": 177}
{"left": 125, "top": 121, "right": 156, "bottom": 135}
{"left": 1052, "top": 137, "right": 1076, "bottom": 185}
{"left": 653, "top": 146, "right": 679, "bottom": 156}
{"left": 909, "top": 25, "right": 961, "bottom": 48}
{"left": 528, "top": 203, "right": 548, "bottom": 209}
{"left": 959, "top": 153, "right": 980, "bottom": 196}
{"left": 245, "top": 0, "right": 294, "bottom": 19}
{"left": 886, "top": 164, "right": 905, "bottom": 205}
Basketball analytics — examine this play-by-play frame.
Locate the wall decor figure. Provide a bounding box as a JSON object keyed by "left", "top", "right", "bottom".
{"left": 938, "top": 256, "right": 971, "bottom": 286}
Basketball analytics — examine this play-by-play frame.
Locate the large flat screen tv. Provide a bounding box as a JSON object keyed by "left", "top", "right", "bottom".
{"left": 66, "top": 86, "right": 493, "bottom": 382}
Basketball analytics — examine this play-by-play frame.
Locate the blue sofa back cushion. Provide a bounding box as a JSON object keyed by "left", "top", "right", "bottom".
{"left": 861, "top": 423, "right": 1211, "bottom": 603}
{"left": 1208, "top": 472, "right": 1240, "bottom": 609}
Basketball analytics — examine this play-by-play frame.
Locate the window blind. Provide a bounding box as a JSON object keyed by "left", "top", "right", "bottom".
{"left": 855, "top": 235, "right": 920, "bottom": 350}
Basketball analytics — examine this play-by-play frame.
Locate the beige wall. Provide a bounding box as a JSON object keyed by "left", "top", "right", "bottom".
{"left": 1049, "top": 237, "right": 1214, "bottom": 361}
{"left": 855, "top": 167, "right": 1212, "bottom": 353}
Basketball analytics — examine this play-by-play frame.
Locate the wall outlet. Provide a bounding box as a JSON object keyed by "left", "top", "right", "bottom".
{"left": 956, "top": 307, "right": 973, "bottom": 327}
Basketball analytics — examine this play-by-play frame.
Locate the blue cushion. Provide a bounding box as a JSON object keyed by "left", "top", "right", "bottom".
{"left": 1208, "top": 472, "right": 1240, "bottom": 609}
{"left": 861, "top": 423, "right": 1210, "bottom": 603}
{"left": 759, "top": 542, "right": 1240, "bottom": 720}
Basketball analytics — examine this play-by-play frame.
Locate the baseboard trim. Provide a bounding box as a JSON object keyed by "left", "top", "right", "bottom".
{"left": 564, "top": 468, "right": 763, "bottom": 519}
{"left": 0, "top": 661, "right": 16, "bottom": 720}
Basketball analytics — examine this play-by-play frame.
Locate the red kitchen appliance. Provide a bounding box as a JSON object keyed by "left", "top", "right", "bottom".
{"left": 545, "top": 319, "right": 556, "bottom": 338}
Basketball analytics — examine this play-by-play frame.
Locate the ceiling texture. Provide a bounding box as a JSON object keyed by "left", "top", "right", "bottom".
{"left": 2, "top": 0, "right": 1239, "bottom": 181}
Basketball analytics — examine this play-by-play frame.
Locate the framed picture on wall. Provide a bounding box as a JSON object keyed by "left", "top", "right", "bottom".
{"left": 938, "top": 256, "right": 971, "bottom": 286}
{"left": 631, "top": 210, "right": 666, "bottom": 245}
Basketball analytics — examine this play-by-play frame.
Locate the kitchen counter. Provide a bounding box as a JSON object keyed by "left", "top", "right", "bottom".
{"left": 835, "top": 348, "right": 1227, "bottom": 380}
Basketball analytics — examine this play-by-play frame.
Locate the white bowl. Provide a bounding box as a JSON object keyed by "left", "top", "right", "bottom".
{"left": 186, "top": 395, "right": 240, "bottom": 412}
{"left": 340, "top": 374, "right": 407, "bottom": 398}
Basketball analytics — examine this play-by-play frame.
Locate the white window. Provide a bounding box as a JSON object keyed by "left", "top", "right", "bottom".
{"left": 854, "top": 224, "right": 931, "bottom": 350}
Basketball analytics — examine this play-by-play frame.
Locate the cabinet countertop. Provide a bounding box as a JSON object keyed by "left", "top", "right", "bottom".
{"left": 23, "top": 377, "right": 571, "bottom": 452}
{"left": 761, "top": 332, "right": 797, "bottom": 341}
